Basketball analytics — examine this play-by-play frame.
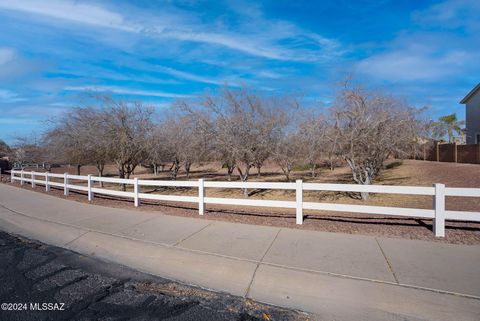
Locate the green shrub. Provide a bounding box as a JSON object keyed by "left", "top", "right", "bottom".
{"left": 292, "top": 163, "right": 322, "bottom": 171}
{"left": 385, "top": 161, "right": 402, "bottom": 169}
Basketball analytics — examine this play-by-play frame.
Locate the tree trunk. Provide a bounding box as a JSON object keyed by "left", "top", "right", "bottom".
{"left": 118, "top": 167, "right": 126, "bottom": 191}
{"left": 359, "top": 170, "right": 371, "bottom": 200}
{"left": 329, "top": 155, "right": 334, "bottom": 171}
{"left": 96, "top": 164, "right": 104, "bottom": 188}
{"left": 310, "top": 163, "right": 316, "bottom": 178}
{"left": 227, "top": 163, "right": 235, "bottom": 181}
{"left": 237, "top": 166, "right": 250, "bottom": 196}
{"left": 95, "top": 162, "right": 105, "bottom": 187}
{"left": 171, "top": 159, "right": 180, "bottom": 180}
{"left": 257, "top": 165, "right": 261, "bottom": 177}
{"left": 346, "top": 158, "right": 372, "bottom": 200}
{"left": 185, "top": 161, "right": 191, "bottom": 178}
{"left": 76, "top": 164, "right": 81, "bottom": 175}
{"left": 124, "top": 164, "right": 137, "bottom": 181}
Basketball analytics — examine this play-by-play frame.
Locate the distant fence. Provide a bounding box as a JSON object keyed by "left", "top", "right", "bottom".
{"left": 425, "top": 143, "right": 480, "bottom": 164}
{"left": 8, "top": 170, "right": 480, "bottom": 237}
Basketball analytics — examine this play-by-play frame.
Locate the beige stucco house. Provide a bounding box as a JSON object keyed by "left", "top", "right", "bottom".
{"left": 460, "top": 83, "right": 480, "bottom": 144}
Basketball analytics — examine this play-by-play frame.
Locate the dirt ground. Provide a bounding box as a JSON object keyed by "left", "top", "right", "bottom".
{"left": 3, "top": 159, "right": 480, "bottom": 245}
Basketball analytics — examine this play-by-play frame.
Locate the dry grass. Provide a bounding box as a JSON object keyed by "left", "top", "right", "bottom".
{"left": 49, "top": 159, "right": 480, "bottom": 212}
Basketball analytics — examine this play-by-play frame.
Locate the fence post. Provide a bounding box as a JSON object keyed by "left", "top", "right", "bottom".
{"left": 10, "top": 169, "right": 13, "bottom": 183}
{"left": 199, "top": 178, "right": 204, "bottom": 215}
{"left": 296, "top": 179, "right": 303, "bottom": 225}
{"left": 433, "top": 183, "right": 445, "bottom": 237}
{"left": 454, "top": 142, "right": 458, "bottom": 163}
{"left": 134, "top": 177, "right": 139, "bottom": 207}
{"left": 20, "top": 170, "right": 24, "bottom": 186}
{"left": 87, "top": 174, "right": 93, "bottom": 201}
{"left": 45, "top": 172, "right": 50, "bottom": 192}
{"left": 478, "top": 144, "right": 480, "bottom": 164}
{"left": 64, "top": 172, "right": 69, "bottom": 196}
{"left": 31, "top": 171, "right": 35, "bottom": 188}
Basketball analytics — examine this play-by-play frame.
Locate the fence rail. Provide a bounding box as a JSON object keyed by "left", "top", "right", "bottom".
{"left": 8, "top": 170, "right": 480, "bottom": 237}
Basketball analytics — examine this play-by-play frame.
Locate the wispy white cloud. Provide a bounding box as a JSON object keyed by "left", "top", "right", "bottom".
{"left": 0, "top": 89, "right": 27, "bottom": 103}
{"left": 139, "top": 101, "right": 172, "bottom": 109}
{"left": 256, "top": 71, "right": 284, "bottom": 79}
{"left": 0, "top": 47, "right": 15, "bottom": 65}
{"left": 412, "top": 0, "right": 480, "bottom": 31}
{"left": 357, "top": 44, "right": 474, "bottom": 81}
{"left": 155, "top": 66, "right": 222, "bottom": 85}
{"left": 160, "top": 30, "right": 288, "bottom": 61}
{"left": 64, "top": 85, "right": 191, "bottom": 98}
{"left": 357, "top": 0, "right": 480, "bottom": 83}
{"left": 0, "top": 0, "right": 138, "bottom": 32}
{"left": 54, "top": 66, "right": 182, "bottom": 85}
{"left": 0, "top": 118, "right": 41, "bottom": 125}
{"left": 0, "top": 0, "right": 341, "bottom": 62}
{"left": 0, "top": 47, "right": 46, "bottom": 82}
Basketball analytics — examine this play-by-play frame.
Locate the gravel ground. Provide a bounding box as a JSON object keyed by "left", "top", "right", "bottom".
{"left": 2, "top": 160, "right": 479, "bottom": 245}
{"left": 0, "top": 231, "right": 309, "bottom": 321}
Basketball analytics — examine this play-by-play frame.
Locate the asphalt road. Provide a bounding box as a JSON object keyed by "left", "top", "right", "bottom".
{"left": 0, "top": 231, "right": 306, "bottom": 321}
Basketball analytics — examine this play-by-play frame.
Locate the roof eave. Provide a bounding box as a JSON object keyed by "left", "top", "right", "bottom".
{"left": 460, "top": 83, "right": 480, "bottom": 104}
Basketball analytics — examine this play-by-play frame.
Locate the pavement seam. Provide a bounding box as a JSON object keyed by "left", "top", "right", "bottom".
{"left": 2, "top": 198, "right": 480, "bottom": 301}
{"left": 1, "top": 202, "right": 255, "bottom": 262}
{"left": 172, "top": 222, "right": 214, "bottom": 246}
{"left": 375, "top": 237, "right": 400, "bottom": 284}
{"left": 244, "top": 227, "right": 282, "bottom": 298}
{"left": 0, "top": 202, "right": 33, "bottom": 218}
{"left": 64, "top": 209, "right": 114, "bottom": 225}
{"left": 63, "top": 231, "right": 90, "bottom": 247}
{"left": 260, "top": 260, "right": 480, "bottom": 300}
{"left": 113, "top": 216, "right": 159, "bottom": 234}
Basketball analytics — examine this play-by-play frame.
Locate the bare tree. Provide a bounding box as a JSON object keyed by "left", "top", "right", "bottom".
{"left": 11, "top": 136, "right": 43, "bottom": 168}
{"left": 166, "top": 101, "right": 215, "bottom": 180}
{"left": 199, "top": 87, "right": 287, "bottom": 194}
{"left": 220, "top": 150, "right": 237, "bottom": 181}
{"left": 332, "top": 82, "right": 420, "bottom": 199}
{"left": 298, "top": 112, "right": 327, "bottom": 177}
{"left": 44, "top": 108, "right": 90, "bottom": 175}
{"left": 146, "top": 125, "right": 170, "bottom": 176}
{"left": 253, "top": 148, "right": 270, "bottom": 177}
{"left": 84, "top": 109, "right": 110, "bottom": 179}
{"left": 182, "top": 115, "right": 211, "bottom": 178}
{"left": 100, "top": 99, "right": 153, "bottom": 189}
{"left": 253, "top": 96, "right": 294, "bottom": 177}
{"left": 44, "top": 106, "right": 109, "bottom": 177}
{"left": 163, "top": 116, "right": 191, "bottom": 180}
{"left": 272, "top": 132, "right": 302, "bottom": 181}
{"left": 324, "top": 123, "right": 340, "bottom": 171}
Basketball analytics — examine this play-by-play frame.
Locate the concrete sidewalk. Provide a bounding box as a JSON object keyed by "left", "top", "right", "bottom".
{"left": 0, "top": 183, "right": 479, "bottom": 321}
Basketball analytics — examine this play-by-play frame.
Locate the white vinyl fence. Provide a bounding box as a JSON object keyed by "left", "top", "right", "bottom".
{"left": 8, "top": 170, "right": 480, "bottom": 237}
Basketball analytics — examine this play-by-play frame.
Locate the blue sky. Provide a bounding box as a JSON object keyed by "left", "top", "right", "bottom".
{"left": 0, "top": 0, "right": 479, "bottom": 143}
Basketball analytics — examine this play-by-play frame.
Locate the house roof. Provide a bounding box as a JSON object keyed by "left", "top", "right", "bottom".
{"left": 460, "top": 83, "right": 480, "bottom": 104}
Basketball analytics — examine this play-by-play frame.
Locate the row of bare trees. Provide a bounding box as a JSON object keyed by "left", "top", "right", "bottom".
{"left": 42, "top": 98, "right": 153, "bottom": 189}
{"left": 14, "top": 81, "right": 434, "bottom": 198}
